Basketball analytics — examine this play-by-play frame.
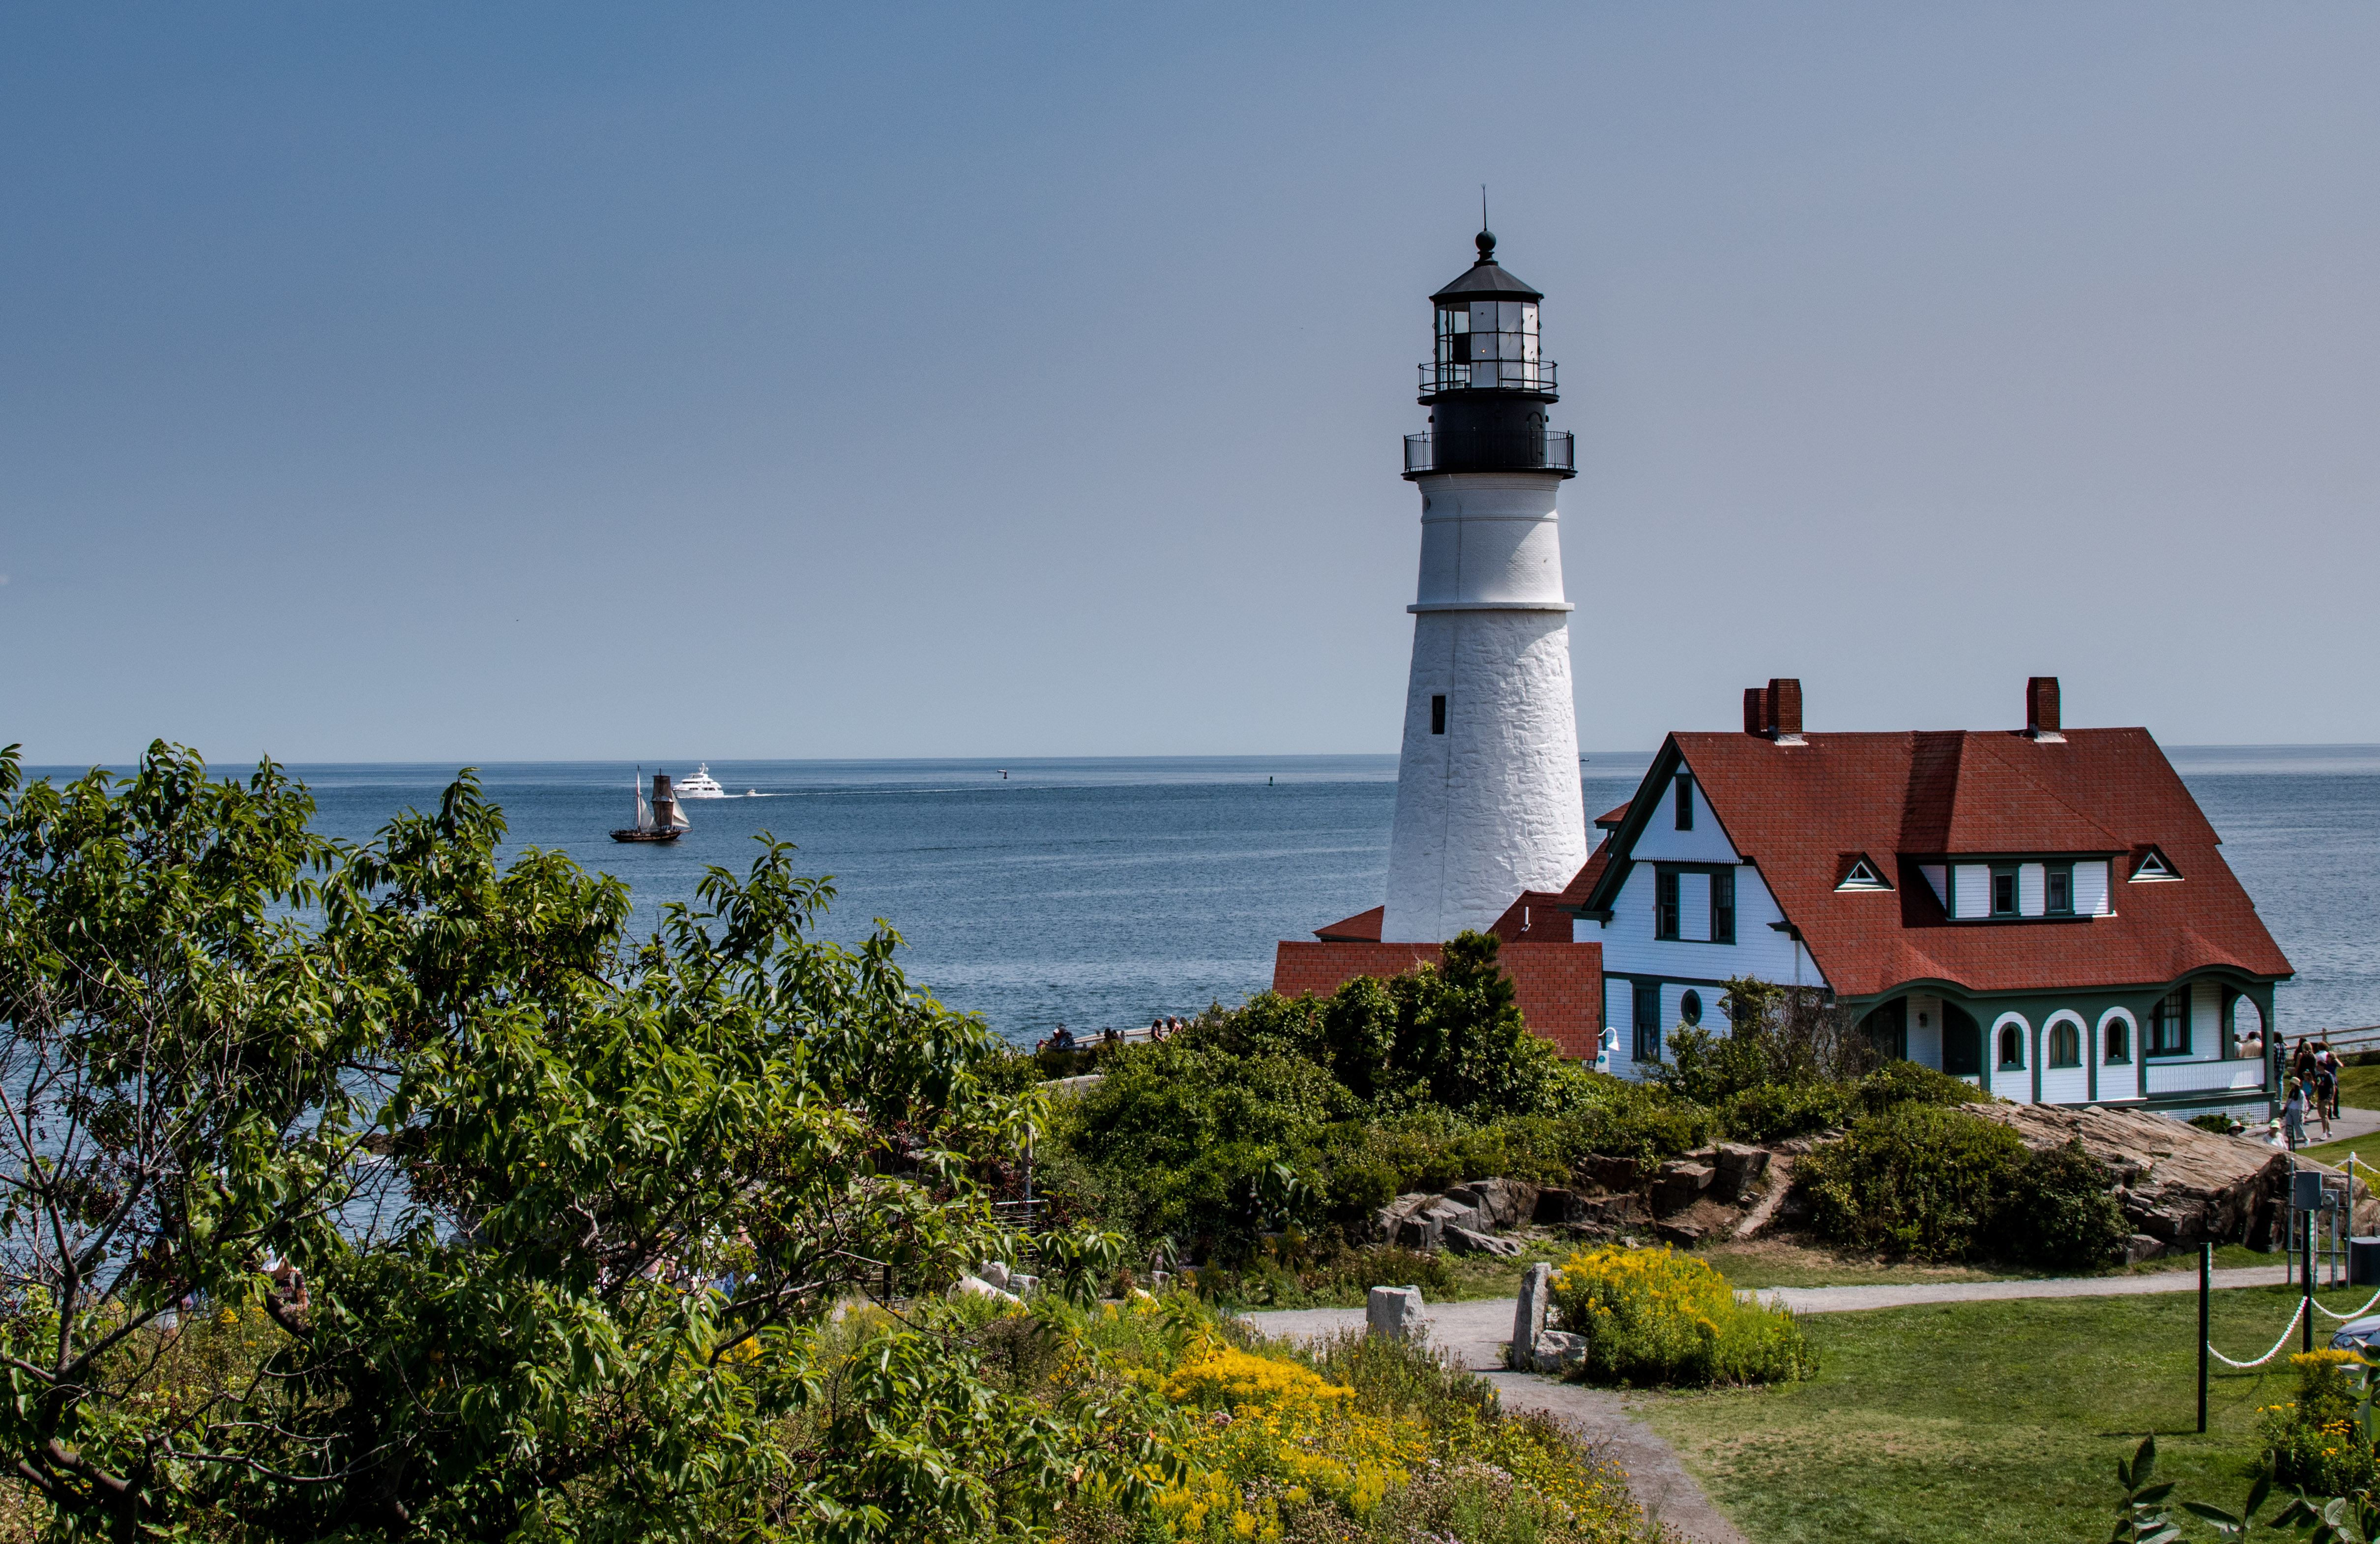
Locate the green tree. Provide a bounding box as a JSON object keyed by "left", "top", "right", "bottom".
{"left": 0, "top": 743, "right": 1132, "bottom": 1541}
{"left": 1201, "top": 930, "right": 1568, "bottom": 1116}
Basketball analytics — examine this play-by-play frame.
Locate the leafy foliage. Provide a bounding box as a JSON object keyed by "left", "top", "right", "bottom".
{"left": 1194, "top": 932, "right": 1577, "bottom": 1119}
{"left": 0, "top": 742, "right": 1119, "bottom": 1541}
{"left": 1799, "top": 1107, "right": 2126, "bottom": 1267}
{"left": 1798, "top": 1105, "right": 2031, "bottom": 1261}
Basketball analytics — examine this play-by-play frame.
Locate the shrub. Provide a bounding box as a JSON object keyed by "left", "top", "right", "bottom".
{"left": 2003, "top": 1138, "right": 2130, "bottom": 1267}
{"left": 1055, "top": 1043, "right": 1355, "bottom": 1244}
{"left": 1572, "top": 1087, "right": 1715, "bottom": 1174}
{"left": 2190, "top": 1112, "right": 2246, "bottom": 1135}
{"left": 1851, "top": 1059, "right": 1981, "bottom": 1116}
{"left": 1194, "top": 931, "right": 1572, "bottom": 1118}
{"left": 1547, "top": 1244, "right": 1818, "bottom": 1387}
{"left": 2260, "top": 1351, "right": 2379, "bottom": 1495}
{"left": 1800, "top": 1110, "right": 2126, "bottom": 1267}
{"left": 1798, "top": 1105, "right": 2028, "bottom": 1261}
{"left": 1719, "top": 1081, "right": 1848, "bottom": 1143}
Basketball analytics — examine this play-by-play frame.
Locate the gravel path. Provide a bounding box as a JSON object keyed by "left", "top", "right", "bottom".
{"left": 1244, "top": 1300, "right": 1749, "bottom": 1544}
{"left": 1245, "top": 1263, "right": 2302, "bottom": 1544}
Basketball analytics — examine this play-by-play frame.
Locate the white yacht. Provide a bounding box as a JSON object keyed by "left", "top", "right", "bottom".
{"left": 676, "top": 763, "right": 729, "bottom": 799}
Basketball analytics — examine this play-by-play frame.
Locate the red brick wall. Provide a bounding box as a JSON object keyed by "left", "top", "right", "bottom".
{"left": 1269, "top": 940, "right": 1605, "bottom": 1061}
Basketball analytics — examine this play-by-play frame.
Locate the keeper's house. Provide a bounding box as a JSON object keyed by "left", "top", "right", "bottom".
{"left": 1577, "top": 677, "right": 2291, "bottom": 1115}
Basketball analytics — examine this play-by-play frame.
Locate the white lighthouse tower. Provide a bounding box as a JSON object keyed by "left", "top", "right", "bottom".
{"left": 1380, "top": 228, "right": 1588, "bottom": 942}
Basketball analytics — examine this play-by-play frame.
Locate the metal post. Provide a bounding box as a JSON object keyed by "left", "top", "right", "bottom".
{"left": 2305, "top": 1208, "right": 2318, "bottom": 1355}
{"left": 2198, "top": 1242, "right": 2211, "bottom": 1434}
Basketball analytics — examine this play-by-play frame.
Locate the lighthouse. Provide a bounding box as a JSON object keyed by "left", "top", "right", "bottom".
{"left": 1380, "top": 228, "right": 1589, "bottom": 942}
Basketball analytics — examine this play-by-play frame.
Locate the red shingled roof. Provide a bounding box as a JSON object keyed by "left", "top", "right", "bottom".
{"left": 1314, "top": 905, "right": 1383, "bottom": 942}
{"left": 1581, "top": 728, "right": 2290, "bottom": 1001}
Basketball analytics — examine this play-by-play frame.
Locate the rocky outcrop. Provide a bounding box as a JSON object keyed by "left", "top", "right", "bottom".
{"left": 1967, "top": 1102, "right": 2361, "bottom": 1247}
{"left": 1375, "top": 1178, "right": 1543, "bottom": 1251}
{"left": 1650, "top": 1161, "right": 1714, "bottom": 1217}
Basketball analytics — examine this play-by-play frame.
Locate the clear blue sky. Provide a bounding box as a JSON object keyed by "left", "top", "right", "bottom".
{"left": 6, "top": 3, "right": 2376, "bottom": 766}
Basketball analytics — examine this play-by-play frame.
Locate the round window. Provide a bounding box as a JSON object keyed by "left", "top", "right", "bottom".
{"left": 1681, "top": 989, "right": 1703, "bottom": 1026}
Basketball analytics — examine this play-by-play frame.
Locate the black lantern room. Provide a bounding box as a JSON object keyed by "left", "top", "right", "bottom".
{"left": 1403, "top": 229, "right": 1577, "bottom": 479}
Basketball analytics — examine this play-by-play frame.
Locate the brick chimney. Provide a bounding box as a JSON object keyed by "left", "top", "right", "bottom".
{"left": 1745, "top": 679, "right": 1804, "bottom": 742}
{"left": 2026, "top": 677, "right": 2064, "bottom": 742}
{"left": 1768, "top": 678, "right": 1804, "bottom": 743}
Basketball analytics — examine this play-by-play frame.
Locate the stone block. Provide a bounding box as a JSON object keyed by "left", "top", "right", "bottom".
{"left": 1528, "top": 1330, "right": 1587, "bottom": 1372}
{"left": 1533, "top": 1187, "right": 1575, "bottom": 1224}
{"left": 1655, "top": 1219, "right": 1705, "bottom": 1247}
{"left": 975, "top": 1260, "right": 1011, "bottom": 1290}
{"left": 1367, "top": 1284, "right": 1426, "bottom": 1341}
{"left": 1512, "top": 1262, "right": 1552, "bottom": 1358}
{"left": 950, "top": 1274, "right": 1022, "bottom": 1306}
{"left": 2124, "top": 1235, "right": 2165, "bottom": 1265}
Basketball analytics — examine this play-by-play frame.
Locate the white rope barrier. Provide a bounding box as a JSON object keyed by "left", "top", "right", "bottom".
{"left": 2208, "top": 1299, "right": 2309, "bottom": 1369}
{"left": 2313, "top": 1286, "right": 2380, "bottom": 1322}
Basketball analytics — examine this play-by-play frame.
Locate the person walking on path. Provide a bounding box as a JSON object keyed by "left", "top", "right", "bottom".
{"left": 2284, "top": 1078, "right": 2309, "bottom": 1150}
{"left": 2317, "top": 1044, "right": 2342, "bottom": 1130}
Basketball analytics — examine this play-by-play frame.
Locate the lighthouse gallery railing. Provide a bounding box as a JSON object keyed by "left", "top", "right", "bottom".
{"left": 1404, "top": 430, "right": 1576, "bottom": 476}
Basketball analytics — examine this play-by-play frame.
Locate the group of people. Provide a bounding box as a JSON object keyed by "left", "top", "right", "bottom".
{"left": 1033, "top": 1016, "right": 1192, "bottom": 1055}
{"left": 2278, "top": 1035, "right": 2348, "bottom": 1149}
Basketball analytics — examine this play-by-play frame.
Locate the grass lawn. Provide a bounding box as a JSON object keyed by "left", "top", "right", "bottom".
{"left": 2296, "top": 1129, "right": 2380, "bottom": 1176}
{"left": 1702, "top": 1237, "right": 2276, "bottom": 1290}
{"left": 1634, "top": 1279, "right": 2361, "bottom": 1544}
{"left": 2335, "top": 1061, "right": 2380, "bottom": 1111}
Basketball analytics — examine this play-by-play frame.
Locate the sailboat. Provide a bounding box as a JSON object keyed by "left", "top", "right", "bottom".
{"left": 610, "top": 770, "right": 691, "bottom": 843}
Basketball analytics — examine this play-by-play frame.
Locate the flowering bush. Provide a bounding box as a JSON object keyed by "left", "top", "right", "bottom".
{"left": 2260, "top": 1350, "right": 2379, "bottom": 1496}
{"left": 1151, "top": 1329, "right": 1426, "bottom": 1535}
{"left": 1050, "top": 1295, "right": 1653, "bottom": 1542}
{"left": 1548, "top": 1244, "right": 1817, "bottom": 1387}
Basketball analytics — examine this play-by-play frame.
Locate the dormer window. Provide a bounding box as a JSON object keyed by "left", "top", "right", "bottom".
{"left": 1990, "top": 866, "right": 2020, "bottom": 917}
{"left": 1836, "top": 855, "right": 1891, "bottom": 892}
{"left": 2046, "top": 863, "right": 2073, "bottom": 915}
{"left": 2132, "top": 847, "right": 2181, "bottom": 882}
{"left": 1674, "top": 773, "right": 1693, "bottom": 830}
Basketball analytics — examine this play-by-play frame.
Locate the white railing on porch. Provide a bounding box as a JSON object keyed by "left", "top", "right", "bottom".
{"left": 2145, "top": 1058, "right": 2270, "bottom": 1096}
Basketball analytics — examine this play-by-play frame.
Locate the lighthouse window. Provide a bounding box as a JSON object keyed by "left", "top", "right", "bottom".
{"left": 1431, "top": 695, "right": 1446, "bottom": 735}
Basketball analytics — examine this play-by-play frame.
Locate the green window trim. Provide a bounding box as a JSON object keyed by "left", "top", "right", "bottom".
{"left": 1711, "top": 867, "right": 1736, "bottom": 945}
{"left": 2146, "top": 988, "right": 2192, "bottom": 1057}
{"left": 2047, "top": 1019, "right": 2081, "bottom": 1068}
{"left": 1996, "top": 1022, "right": 2026, "bottom": 1070}
{"left": 1674, "top": 773, "right": 1694, "bottom": 831}
{"left": 2046, "top": 862, "right": 2074, "bottom": 916}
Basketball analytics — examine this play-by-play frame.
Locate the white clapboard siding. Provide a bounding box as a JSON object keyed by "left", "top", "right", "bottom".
{"left": 2098, "top": 1010, "right": 2142, "bottom": 1100}
{"left": 2192, "top": 981, "right": 2224, "bottom": 1060}
{"left": 2019, "top": 863, "right": 2046, "bottom": 917}
{"left": 1598, "top": 862, "right": 1816, "bottom": 985}
{"left": 2039, "top": 1015, "right": 2089, "bottom": 1103}
{"left": 2074, "top": 860, "right": 2111, "bottom": 916}
{"left": 1628, "top": 780, "right": 1742, "bottom": 863}
{"left": 1991, "top": 1014, "right": 2033, "bottom": 1104}
{"left": 1953, "top": 864, "right": 1992, "bottom": 920}
{"left": 1908, "top": 994, "right": 1945, "bottom": 1070}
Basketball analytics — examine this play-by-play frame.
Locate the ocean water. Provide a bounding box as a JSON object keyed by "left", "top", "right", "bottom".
{"left": 23, "top": 747, "right": 2378, "bottom": 1045}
